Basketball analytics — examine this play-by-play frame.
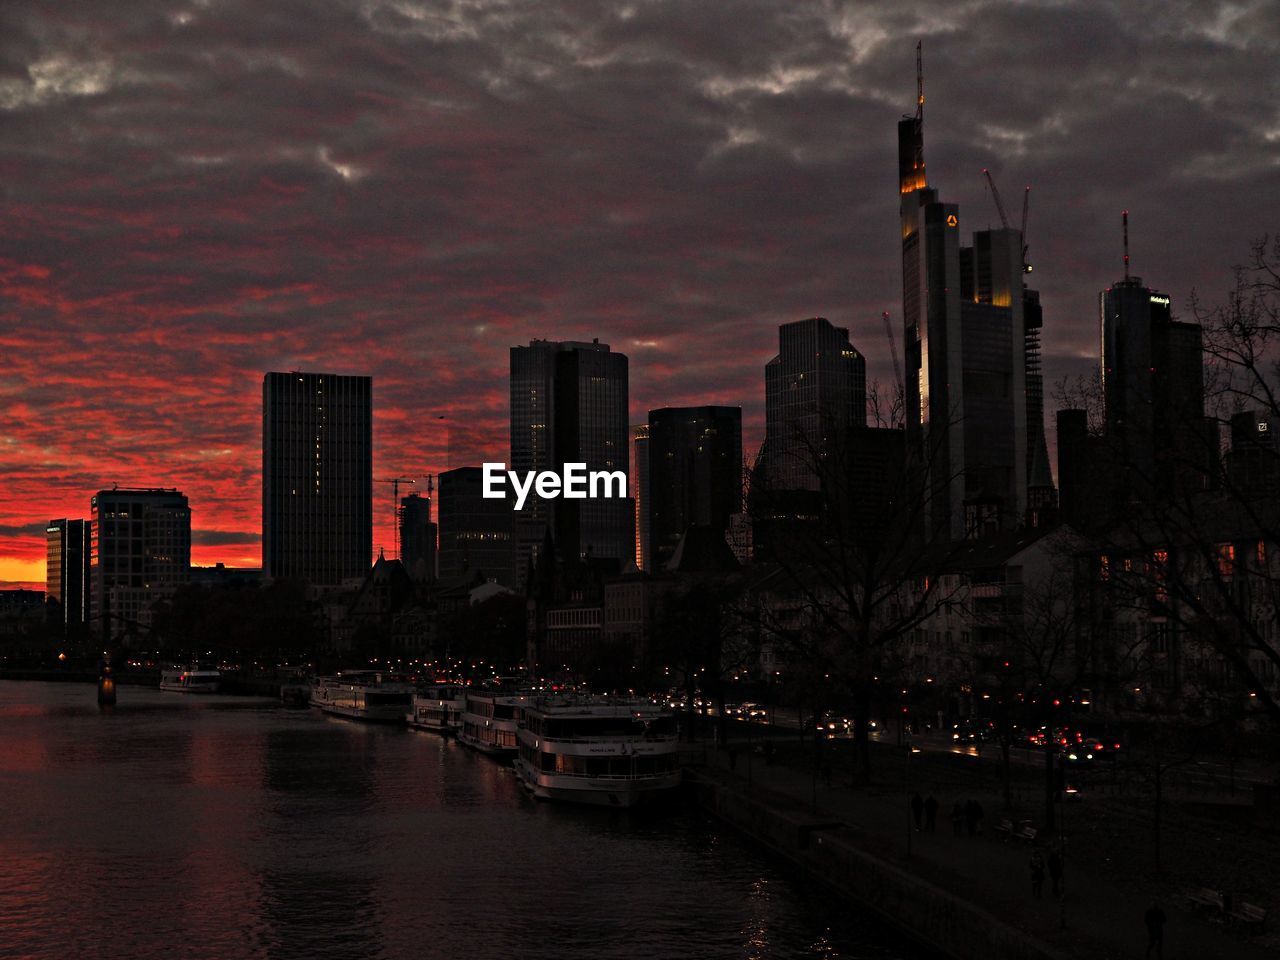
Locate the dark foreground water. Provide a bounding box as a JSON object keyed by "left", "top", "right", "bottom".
{"left": 0, "top": 682, "right": 923, "bottom": 960}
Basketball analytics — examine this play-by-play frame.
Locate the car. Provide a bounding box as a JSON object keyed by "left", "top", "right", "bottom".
{"left": 1060, "top": 744, "right": 1095, "bottom": 766}
{"left": 816, "top": 711, "right": 851, "bottom": 738}
{"left": 952, "top": 717, "right": 996, "bottom": 743}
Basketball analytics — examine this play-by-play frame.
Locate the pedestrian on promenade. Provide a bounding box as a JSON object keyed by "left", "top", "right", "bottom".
{"left": 1029, "top": 849, "right": 1045, "bottom": 899}
{"left": 964, "top": 799, "right": 978, "bottom": 836}
{"left": 924, "top": 794, "right": 938, "bottom": 832}
{"left": 1048, "top": 846, "right": 1063, "bottom": 898}
{"left": 764, "top": 740, "right": 774, "bottom": 766}
{"left": 911, "top": 792, "right": 924, "bottom": 831}
{"left": 1144, "top": 902, "right": 1166, "bottom": 959}
{"left": 728, "top": 746, "right": 738, "bottom": 771}
{"left": 821, "top": 759, "right": 832, "bottom": 787}
{"left": 951, "top": 801, "right": 964, "bottom": 836}
{"left": 973, "top": 798, "right": 985, "bottom": 834}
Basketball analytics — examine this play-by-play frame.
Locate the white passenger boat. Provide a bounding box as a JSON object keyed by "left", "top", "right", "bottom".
{"left": 405, "top": 682, "right": 465, "bottom": 735}
{"left": 457, "top": 680, "right": 528, "bottom": 756}
{"left": 159, "top": 668, "right": 221, "bottom": 693}
{"left": 309, "top": 671, "right": 414, "bottom": 723}
{"left": 514, "top": 696, "right": 681, "bottom": 807}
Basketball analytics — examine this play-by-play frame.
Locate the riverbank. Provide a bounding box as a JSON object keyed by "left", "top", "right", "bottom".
{"left": 683, "top": 741, "right": 1275, "bottom": 960}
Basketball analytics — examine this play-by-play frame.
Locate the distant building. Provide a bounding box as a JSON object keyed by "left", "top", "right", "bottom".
{"left": 510, "top": 339, "right": 631, "bottom": 586}
{"left": 632, "top": 423, "right": 650, "bottom": 572}
{"left": 189, "top": 564, "right": 262, "bottom": 589}
{"left": 898, "top": 53, "right": 1050, "bottom": 539}
{"left": 437, "top": 467, "right": 514, "bottom": 588}
{"left": 1100, "top": 273, "right": 1210, "bottom": 498}
{"left": 647, "top": 406, "right": 742, "bottom": 571}
{"left": 263, "top": 371, "right": 372, "bottom": 586}
{"left": 762, "top": 318, "right": 865, "bottom": 493}
{"left": 90, "top": 488, "right": 190, "bottom": 641}
{"left": 46, "top": 518, "right": 91, "bottom": 634}
{"left": 400, "top": 492, "right": 437, "bottom": 583}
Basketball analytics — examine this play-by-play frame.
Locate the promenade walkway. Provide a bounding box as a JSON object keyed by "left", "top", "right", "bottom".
{"left": 698, "top": 740, "right": 1274, "bottom": 960}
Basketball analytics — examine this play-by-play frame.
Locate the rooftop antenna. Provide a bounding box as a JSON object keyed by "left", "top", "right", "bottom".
{"left": 1122, "top": 210, "right": 1130, "bottom": 280}
{"left": 916, "top": 40, "right": 924, "bottom": 121}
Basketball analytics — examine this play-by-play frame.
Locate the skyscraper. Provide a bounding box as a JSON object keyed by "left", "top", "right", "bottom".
{"left": 762, "top": 317, "right": 866, "bottom": 492}
{"left": 899, "top": 46, "right": 1042, "bottom": 539}
{"left": 437, "top": 466, "right": 514, "bottom": 587}
{"left": 1100, "top": 268, "right": 1207, "bottom": 496}
{"left": 90, "top": 488, "right": 190, "bottom": 640}
{"left": 46, "top": 518, "right": 90, "bottom": 634}
{"left": 631, "top": 423, "right": 650, "bottom": 572}
{"left": 510, "top": 339, "right": 630, "bottom": 585}
{"left": 263, "top": 371, "right": 372, "bottom": 586}
{"left": 647, "top": 406, "right": 743, "bottom": 571}
{"left": 399, "top": 492, "right": 436, "bottom": 583}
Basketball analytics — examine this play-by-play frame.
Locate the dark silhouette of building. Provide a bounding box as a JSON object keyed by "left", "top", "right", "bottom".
{"left": 1100, "top": 272, "right": 1209, "bottom": 497}
{"left": 90, "top": 487, "right": 190, "bottom": 640}
{"left": 400, "top": 492, "right": 436, "bottom": 583}
{"left": 898, "top": 49, "right": 1046, "bottom": 539}
{"left": 46, "top": 518, "right": 90, "bottom": 635}
{"left": 632, "top": 423, "right": 650, "bottom": 572}
{"left": 437, "top": 467, "right": 514, "bottom": 588}
{"left": 647, "top": 406, "right": 742, "bottom": 571}
{"left": 509, "top": 339, "right": 631, "bottom": 586}
{"left": 1226, "top": 410, "right": 1279, "bottom": 494}
{"left": 763, "top": 318, "right": 865, "bottom": 492}
{"left": 263, "top": 371, "right": 372, "bottom": 586}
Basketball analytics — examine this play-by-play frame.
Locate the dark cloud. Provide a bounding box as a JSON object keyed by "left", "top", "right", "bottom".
{"left": 1, "top": 0, "right": 1275, "bottom": 583}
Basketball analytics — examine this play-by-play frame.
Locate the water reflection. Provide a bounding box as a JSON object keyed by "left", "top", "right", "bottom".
{"left": 0, "top": 682, "right": 922, "bottom": 960}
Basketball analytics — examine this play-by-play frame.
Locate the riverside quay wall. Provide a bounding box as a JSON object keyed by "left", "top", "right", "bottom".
{"left": 684, "top": 770, "right": 1067, "bottom": 960}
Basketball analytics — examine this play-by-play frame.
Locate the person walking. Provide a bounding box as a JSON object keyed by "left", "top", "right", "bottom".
{"left": 1029, "top": 849, "right": 1045, "bottom": 899}
{"left": 924, "top": 794, "right": 938, "bottom": 832}
{"left": 951, "top": 801, "right": 964, "bottom": 836}
{"left": 911, "top": 792, "right": 924, "bottom": 831}
{"left": 1048, "top": 846, "right": 1064, "bottom": 898}
{"left": 1144, "top": 902, "right": 1166, "bottom": 959}
{"left": 964, "top": 799, "right": 978, "bottom": 836}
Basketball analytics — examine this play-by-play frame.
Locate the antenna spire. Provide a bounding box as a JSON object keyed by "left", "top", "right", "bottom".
{"left": 1122, "top": 210, "right": 1130, "bottom": 281}
{"left": 916, "top": 41, "right": 924, "bottom": 121}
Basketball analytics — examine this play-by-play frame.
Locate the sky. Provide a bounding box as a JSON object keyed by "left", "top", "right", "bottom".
{"left": 1, "top": 0, "right": 1277, "bottom": 588}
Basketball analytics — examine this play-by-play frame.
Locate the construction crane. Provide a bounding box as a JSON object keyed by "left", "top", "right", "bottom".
{"left": 881, "top": 310, "right": 904, "bottom": 402}
{"left": 374, "top": 477, "right": 416, "bottom": 558}
{"left": 984, "top": 168, "right": 1033, "bottom": 274}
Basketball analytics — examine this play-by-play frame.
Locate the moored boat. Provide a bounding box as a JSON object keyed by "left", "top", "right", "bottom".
{"left": 457, "top": 679, "right": 529, "bottom": 755}
{"left": 514, "top": 696, "right": 680, "bottom": 807}
{"left": 406, "top": 682, "right": 466, "bottom": 735}
{"left": 159, "top": 667, "right": 221, "bottom": 693}
{"left": 309, "top": 671, "right": 414, "bottom": 722}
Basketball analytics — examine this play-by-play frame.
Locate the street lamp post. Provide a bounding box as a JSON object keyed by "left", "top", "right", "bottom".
{"left": 905, "top": 729, "right": 913, "bottom": 858}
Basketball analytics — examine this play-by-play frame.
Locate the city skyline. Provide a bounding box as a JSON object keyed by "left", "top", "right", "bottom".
{"left": 3, "top": 2, "right": 1278, "bottom": 587}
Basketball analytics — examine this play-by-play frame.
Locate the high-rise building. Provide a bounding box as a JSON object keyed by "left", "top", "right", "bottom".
{"left": 509, "top": 339, "right": 630, "bottom": 586}
{"left": 647, "top": 406, "right": 742, "bottom": 571}
{"left": 631, "top": 424, "right": 650, "bottom": 572}
{"left": 1100, "top": 272, "right": 1207, "bottom": 496}
{"left": 263, "top": 371, "right": 372, "bottom": 585}
{"left": 90, "top": 488, "right": 190, "bottom": 640}
{"left": 437, "top": 467, "right": 514, "bottom": 587}
{"left": 899, "top": 48, "right": 1042, "bottom": 539}
{"left": 762, "top": 318, "right": 865, "bottom": 493}
{"left": 46, "top": 518, "right": 90, "bottom": 634}
{"left": 399, "top": 492, "right": 436, "bottom": 583}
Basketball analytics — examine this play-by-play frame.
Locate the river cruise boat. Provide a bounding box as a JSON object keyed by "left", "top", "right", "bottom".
{"left": 514, "top": 696, "right": 681, "bottom": 807}
{"left": 405, "top": 683, "right": 466, "bottom": 735}
{"left": 159, "top": 668, "right": 221, "bottom": 693}
{"left": 310, "top": 671, "right": 414, "bottom": 723}
{"left": 457, "top": 680, "right": 530, "bottom": 756}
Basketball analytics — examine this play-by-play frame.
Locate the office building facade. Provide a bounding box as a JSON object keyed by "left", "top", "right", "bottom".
{"left": 400, "top": 492, "right": 436, "bottom": 583}
{"left": 647, "top": 406, "right": 742, "bottom": 571}
{"left": 90, "top": 488, "right": 190, "bottom": 640}
{"left": 510, "top": 339, "right": 630, "bottom": 585}
{"left": 437, "top": 467, "right": 514, "bottom": 588}
{"left": 46, "top": 518, "right": 91, "bottom": 634}
{"left": 263, "top": 371, "right": 372, "bottom": 585}
{"left": 762, "top": 317, "right": 865, "bottom": 493}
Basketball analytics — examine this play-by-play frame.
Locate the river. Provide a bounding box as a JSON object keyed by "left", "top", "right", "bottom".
{"left": 0, "top": 681, "right": 926, "bottom": 960}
